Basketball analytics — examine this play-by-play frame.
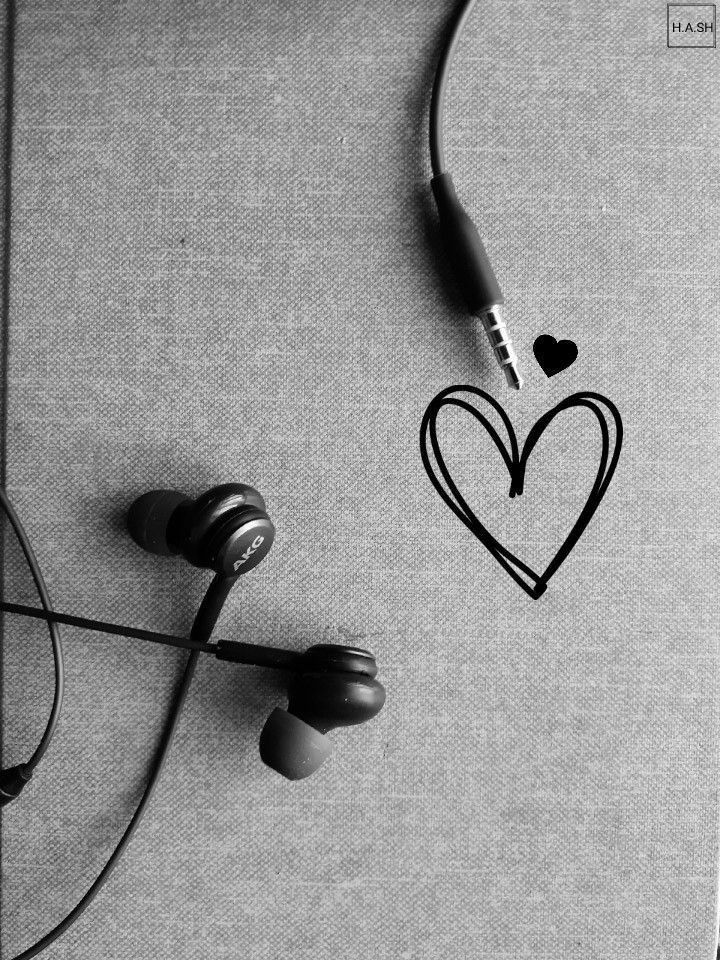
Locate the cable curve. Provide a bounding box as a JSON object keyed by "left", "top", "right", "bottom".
{"left": 429, "top": 0, "right": 478, "bottom": 177}
{"left": 7, "top": 573, "right": 234, "bottom": 959}
{"left": 0, "top": 487, "right": 63, "bottom": 774}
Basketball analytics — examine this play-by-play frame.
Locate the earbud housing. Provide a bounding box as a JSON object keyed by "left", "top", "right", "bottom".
{"left": 127, "top": 483, "right": 275, "bottom": 576}
{"left": 259, "top": 644, "right": 386, "bottom": 781}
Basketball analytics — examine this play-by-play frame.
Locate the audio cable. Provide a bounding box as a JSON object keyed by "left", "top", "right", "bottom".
{"left": 430, "top": 0, "right": 523, "bottom": 389}
{"left": 0, "top": 491, "right": 300, "bottom": 808}
{"left": 0, "top": 486, "right": 235, "bottom": 958}
{"left": 0, "top": 485, "right": 385, "bottom": 958}
{"left": 0, "top": 487, "right": 63, "bottom": 804}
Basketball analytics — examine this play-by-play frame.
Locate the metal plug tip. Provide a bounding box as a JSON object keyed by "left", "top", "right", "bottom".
{"left": 475, "top": 307, "right": 524, "bottom": 391}
{"left": 504, "top": 364, "right": 524, "bottom": 390}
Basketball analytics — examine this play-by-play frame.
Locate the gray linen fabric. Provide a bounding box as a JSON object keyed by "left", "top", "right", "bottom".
{"left": 1, "top": 1, "right": 720, "bottom": 958}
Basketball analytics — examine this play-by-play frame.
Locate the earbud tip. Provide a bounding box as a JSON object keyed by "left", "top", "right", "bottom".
{"left": 127, "top": 490, "right": 188, "bottom": 556}
{"left": 259, "top": 708, "right": 333, "bottom": 781}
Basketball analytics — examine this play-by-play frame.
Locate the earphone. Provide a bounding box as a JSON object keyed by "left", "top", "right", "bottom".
{"left": 127, "top": 483, "right": 277, "bottom": 576}
{"left": 0, "top": 484, "right": 386, "bottom": 958}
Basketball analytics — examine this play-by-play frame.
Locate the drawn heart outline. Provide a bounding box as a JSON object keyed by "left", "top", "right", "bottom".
{"left": 419, "top": 386, "right": 623, "bottom": 599}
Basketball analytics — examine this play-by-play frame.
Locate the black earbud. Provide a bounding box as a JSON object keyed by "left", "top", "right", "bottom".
{"left": 127, "top": 483, "right": 275, "bottom": 577}
{"left": 127, "top": 485, "right": 386, "bottom": 781}
{"left": 259, "top": 644, "right": 386, "bottom": 780}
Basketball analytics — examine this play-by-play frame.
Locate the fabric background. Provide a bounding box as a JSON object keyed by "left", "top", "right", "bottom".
{"left": 1, "top": 1, "right": 719, "bottom": 957}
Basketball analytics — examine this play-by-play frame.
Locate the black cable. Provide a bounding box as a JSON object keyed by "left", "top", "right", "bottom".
{"left": 7, "top": 573, "right": 234, "bottom": 960}
{"left": 0, "top": 599, "right": 216, "bottom": 656}
{"left": 429, "top": 0, "right": 478, "bottom": 177}
{"left": 8, "top": 654, "right": 194, "bottom": 959}
{"left": 0, "top": 488, "right": 63, "bottom": 774}
{"left": 0, "top": 599, "right": 304, "bottom": 671}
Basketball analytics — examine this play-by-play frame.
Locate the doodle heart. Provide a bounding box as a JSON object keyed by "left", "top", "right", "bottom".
{"left": 420, "top": 386, "right": 623, "bottom": 599}
{"left": 533, "top": 334, "right": 579, "bottom": 378}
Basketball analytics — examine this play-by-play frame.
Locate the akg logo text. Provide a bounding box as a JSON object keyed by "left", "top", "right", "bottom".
{"left": 233, "top": 535, "right": 265, "bottom": 570}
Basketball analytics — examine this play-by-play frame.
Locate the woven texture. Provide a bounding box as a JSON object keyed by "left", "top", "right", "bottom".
{"left": 2, "top": 1, "right": 720, "bottom": 957}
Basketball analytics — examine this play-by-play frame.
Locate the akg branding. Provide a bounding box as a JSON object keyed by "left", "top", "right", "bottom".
{"left": 233, "top": 535, "right": 265, "bottom": 571}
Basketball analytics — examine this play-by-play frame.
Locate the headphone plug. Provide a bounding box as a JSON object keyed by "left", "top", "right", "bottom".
{"left": 431, "top": 172, "right": 523, "bottom": 389}
{"left": 474, "top": 306, "right": 523, "bottom": 390}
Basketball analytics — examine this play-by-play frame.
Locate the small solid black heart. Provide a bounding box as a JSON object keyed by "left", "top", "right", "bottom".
{"left": 533, "top": 335, "right": 578, "bottom": 377}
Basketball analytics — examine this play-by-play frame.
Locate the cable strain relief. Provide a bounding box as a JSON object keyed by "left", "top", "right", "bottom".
{"left": 430, "top": 170, "right": 457, "bottom": 205}
{"left": 430, "top": 172, "right": 504, "bottom": 315}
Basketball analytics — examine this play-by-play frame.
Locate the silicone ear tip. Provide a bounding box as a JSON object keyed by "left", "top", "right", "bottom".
{"left": 127, "top": 490, "right": 187, "bottom": 556}
{"left": 259, "top": 708, "right": 333, "bottom": 781}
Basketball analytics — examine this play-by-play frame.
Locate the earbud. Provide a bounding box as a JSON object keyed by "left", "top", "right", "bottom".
{"left": 259, "top": 644, "right": 386, "bottom": 780}
{"left": 127, "top": 483, "right": 275, "bottom": 577}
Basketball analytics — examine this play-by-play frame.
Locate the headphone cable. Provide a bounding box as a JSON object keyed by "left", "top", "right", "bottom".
{"left": 0, "top": 488, "right": 63, "bottom": 779}
{"left": 0, "top": 598, "right": 215, "bottom": 655}
{"left": 428, "top": 0, "right": 524, "bottom": 390}
{"left": 4, "top": 573, "right": 233, "bottom": 960}
{"left": 429, "top": 0, "right": 478, "bottom": 177}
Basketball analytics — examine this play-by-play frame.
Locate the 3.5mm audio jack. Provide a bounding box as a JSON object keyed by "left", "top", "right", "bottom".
{"left": 474, "top": 306, "right": 523, "bottom": 390}
{"left": 431, "top": 172, "right": 523, "bottom": 390}
{"left": 428, "top": 0, "right": 523, "bottom": 390}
